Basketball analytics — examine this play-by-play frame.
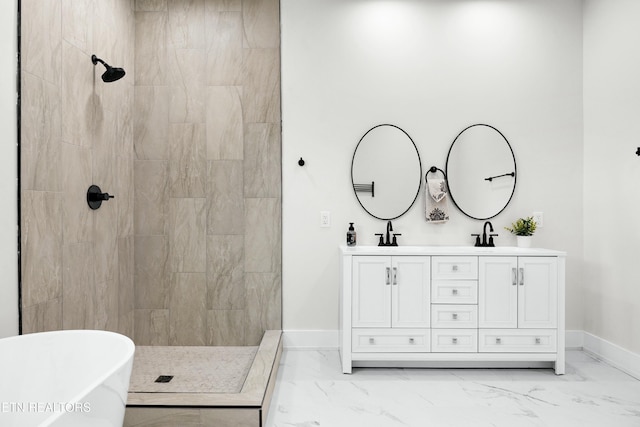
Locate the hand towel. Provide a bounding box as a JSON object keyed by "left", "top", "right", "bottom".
{"left": 425, "top": 179, "right": 450, "bottom": 223}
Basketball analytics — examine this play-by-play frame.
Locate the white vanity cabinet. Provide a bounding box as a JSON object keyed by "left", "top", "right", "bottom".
{"left": 340, "top": 246, "right": 566, "bottom": 375}
{"left": 351, "top": 256, "right": 431, "bottom": 352}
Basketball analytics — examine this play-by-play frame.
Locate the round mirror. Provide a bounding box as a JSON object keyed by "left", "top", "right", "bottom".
{"left": 351, "top": 124, "right": 422, "bottom": 220}
{"left": 445, "top": 124, "right": 516, "bottom": 220}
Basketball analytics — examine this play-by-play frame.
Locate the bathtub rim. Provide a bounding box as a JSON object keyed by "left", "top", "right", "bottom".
{"left": 1, "top": 329, "right": 135, "bottom": 409}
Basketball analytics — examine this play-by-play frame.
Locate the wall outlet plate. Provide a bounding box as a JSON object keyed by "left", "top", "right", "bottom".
{"left": 320, "top": 211, "right": 331, "bottom": 227}
{"left": 532, "top": 212, "right": 544, "bottom": 228}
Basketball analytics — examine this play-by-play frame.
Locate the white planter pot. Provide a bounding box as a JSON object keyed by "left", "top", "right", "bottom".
{"left": 517, "top": 236, "right": 533, "bottom": 248}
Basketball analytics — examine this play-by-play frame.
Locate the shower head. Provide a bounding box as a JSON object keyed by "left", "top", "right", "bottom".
{"left": 91, "top": 54, "right": 126, "bottom": 83}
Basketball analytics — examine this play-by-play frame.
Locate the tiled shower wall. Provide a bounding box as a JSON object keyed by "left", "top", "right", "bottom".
{"left": 20, "top": 0, "right": 135, "bottom": 335}
{"left": 20, "top": 0, "right": 281, "bottom": 347}
{"left": 132, "top": 0, "right": 281, "bottom": 346}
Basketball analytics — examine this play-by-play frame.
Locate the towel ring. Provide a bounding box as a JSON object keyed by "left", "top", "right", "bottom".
{"left": 425, "top": 166, "right": 446, "bottom": 183}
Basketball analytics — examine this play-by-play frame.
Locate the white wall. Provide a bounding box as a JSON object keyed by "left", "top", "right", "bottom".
{"left": 0, "top": 0, "right": 19, "bottom": 338}
{"left": 282, "top": 0, "right": 584, "bottom": 335}
{"left": 583, "top": 0, "right": 640, "bottom": 354}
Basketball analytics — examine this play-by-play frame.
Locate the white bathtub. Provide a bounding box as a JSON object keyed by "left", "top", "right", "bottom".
{"left": 0, "top": 330, "right": 135, "bottom": 427}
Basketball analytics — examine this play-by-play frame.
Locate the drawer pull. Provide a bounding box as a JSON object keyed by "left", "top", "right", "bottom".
{"left": 452, "top": 265, "right": 458, "bottom": 272}
{"left": 452, "top": 289, "right": 458, "bottom": 296}
{"left": 535, "top": 337, "right": 541, "bottom": 345}
{"left": 496, "top": 337, "right": 502, "bottom": 344}
{"left": 452, "top": 313, "right": 458, "bottom": 320}
{"left": 409, "top": 337, "right": 415, "bottom": 344}
{"left": 452, "top": 337, "right": 458, "bottom": 344}
{"left": 369, "top": 338, "right": 375, "bottom": 345}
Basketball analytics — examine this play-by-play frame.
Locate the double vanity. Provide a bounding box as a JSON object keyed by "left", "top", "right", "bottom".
{"left": 339, "top": 245, "right": 566, "bottom": 375}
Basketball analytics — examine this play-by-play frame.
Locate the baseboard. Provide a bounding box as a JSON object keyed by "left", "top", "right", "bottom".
{"left": 282, "top": 330, "right": 339, "bottom": 350}
{"left": 283, "top": 329, "right": 640, "bottom": 380}
{"left": 565, "top": 330, "right": 584, "bottom": 350}
{"left": 582, "top": 331, "right": 640, "bottom": 380}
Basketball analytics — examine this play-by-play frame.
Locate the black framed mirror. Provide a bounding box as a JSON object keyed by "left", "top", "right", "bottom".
{"left": 351, "top": 124, "right": 422, "bottom": 220}
{"left": 445, "top": 124, "right": 517, "bottom": 220}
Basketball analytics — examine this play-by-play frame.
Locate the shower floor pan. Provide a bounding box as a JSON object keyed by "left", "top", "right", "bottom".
{"left": 124, "top": 330, "right": 282, "bottom": 427}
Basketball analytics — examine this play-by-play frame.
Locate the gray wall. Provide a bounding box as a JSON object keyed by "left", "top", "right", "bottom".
{"left": 133, "top": 0, "right": 281, "bottom": 346}
{"left": 21, "top": 0, "right": 135, "bottom": 335}
{"left": 20, "top": 0, "right": 282, "bottom": 347}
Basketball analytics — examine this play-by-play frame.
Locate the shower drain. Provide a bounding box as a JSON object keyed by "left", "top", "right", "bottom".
{"left": 154, "top": 375, "right": 174, "bottom": 383}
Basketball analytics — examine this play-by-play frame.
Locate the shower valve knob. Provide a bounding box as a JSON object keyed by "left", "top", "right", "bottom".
{"left": 87, "top": 185, "right": 115, "bottom": 210}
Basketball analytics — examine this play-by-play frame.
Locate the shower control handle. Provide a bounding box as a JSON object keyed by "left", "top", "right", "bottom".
{"left": 87, "top": 185, "right": 115, "bottom": 210}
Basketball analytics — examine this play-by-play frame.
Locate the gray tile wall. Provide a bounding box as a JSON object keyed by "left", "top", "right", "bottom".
{"left": 133, "top": 0, "right": 281, "bottom": 346}
{"left": 20, "top": 0, "right": 280, "bottom": 347}
{"left": 20, "top": 0, "right": 136, "bottom": 337}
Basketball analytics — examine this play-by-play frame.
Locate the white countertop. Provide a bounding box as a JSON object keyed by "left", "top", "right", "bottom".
{"left": 339, "top": 245, "right": 566, "bottom": 257}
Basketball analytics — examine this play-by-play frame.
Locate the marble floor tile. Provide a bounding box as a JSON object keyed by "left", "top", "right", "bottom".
{"left": 264, "top": 350, "right": 640, "bottom": 427}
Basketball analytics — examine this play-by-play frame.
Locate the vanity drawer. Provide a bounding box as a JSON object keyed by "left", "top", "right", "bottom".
{"left": 432, "top": 280, "right": 478, "bottom": 304}
{"left": 431, "top": 304, "right": 478, "bottom": 328}
{"left": 478, "top": 329, "right": 557, "bottom": 353}
{"left": 431, "top": 329, "right": 478, "bottom": 353}
{"left": 352, "top": 328, "right": 430, "bottom": 353}
{"left": 432, "top": 257, "right": 478, "bottom": 280}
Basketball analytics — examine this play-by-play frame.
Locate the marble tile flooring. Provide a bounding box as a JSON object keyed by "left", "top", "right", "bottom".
{"left": 264, "top": 350, "right": 640, "bottom": 427}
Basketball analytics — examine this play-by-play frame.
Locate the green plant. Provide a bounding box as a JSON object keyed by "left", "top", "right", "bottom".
{"left": 504, "top": 217, "right": 537, "bottom": 236}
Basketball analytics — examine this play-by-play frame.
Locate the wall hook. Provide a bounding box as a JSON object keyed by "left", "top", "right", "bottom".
{"left": 636, "top": 147, "right": 640, "bottom": 156}
{"left": 298, "top": 157, "right": 305, "bottom": 166}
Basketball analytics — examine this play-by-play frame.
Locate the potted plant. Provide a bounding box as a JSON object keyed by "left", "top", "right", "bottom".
{"left": 504, "top": 217, "right": 537, "bottom": 248}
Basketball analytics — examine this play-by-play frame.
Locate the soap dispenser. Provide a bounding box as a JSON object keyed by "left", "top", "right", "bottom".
{"left": 347, "top": 223, "right": 356, "bottom": 246}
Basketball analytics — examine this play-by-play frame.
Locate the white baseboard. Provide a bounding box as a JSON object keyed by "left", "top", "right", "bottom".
{"left": 283, "top": 329, "right": 640, "bottom": 379}
{"left": 282, "top": 330, "right": 339, "bottom": 350}
{"left": 565, "top": 330, "right": 584, "bottom": 350}
{"left": 582, "top": 331, "right": 640, "bottom": 380}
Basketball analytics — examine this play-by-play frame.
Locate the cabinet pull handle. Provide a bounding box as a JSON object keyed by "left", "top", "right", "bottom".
{"left": 452, "top": 288, "right": 458, "bottom": 296}
{"left": 452, "top": 265, "right": 458, "bottom": 272}
{"left": 452, "top": 313, "right": 458, "bottom": 320}
{"left": 392, "top": 267, "right": 398, "bottom": 285}
{"left": 369, "top": 338, "right": 375, "bottom": 344}
{"left": 385, "top": 267, "right": 391, "bottom": 285}
{"left": 519, "top": 268, "right": 524, "bottom": 286}
{"left": 496, "top": 337, "right": 502, "bottom": 344}
{"left": 452, "top": 337, "right": 458, "bottom": 344}
{"left": 535, "top": 337, "right": 541, "bottom": 344}
{"left": 512, "top": 268, "right": 517, "bottom": 286}
{"left": 409, "top": 337, "right": 415, "bottom": 344}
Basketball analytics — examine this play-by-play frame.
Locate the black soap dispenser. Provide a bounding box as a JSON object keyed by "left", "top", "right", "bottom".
{"left": 347, "top": 223, "right": 357, "bottom": 246}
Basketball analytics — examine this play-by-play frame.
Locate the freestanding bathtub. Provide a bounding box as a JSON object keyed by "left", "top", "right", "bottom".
{"left": 0, "top": 330, "right": 135, "bottom": 427}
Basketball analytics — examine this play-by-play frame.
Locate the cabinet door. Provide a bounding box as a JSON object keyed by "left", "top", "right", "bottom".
{"left": 518, "top": 257, "right": 558, "bottom": 328}
{"left": 391, "top": 256, "right": 430, "bottom": 328}
{"left": 352, "top": 256, "right": 391, "bottom": 328}
{"left": 479, "top": 257, "right": 518, "bottom": 328}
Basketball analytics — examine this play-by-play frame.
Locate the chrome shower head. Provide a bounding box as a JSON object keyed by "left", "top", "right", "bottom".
{"left": 91, "top": 54, "right": 126, "bottom": 83}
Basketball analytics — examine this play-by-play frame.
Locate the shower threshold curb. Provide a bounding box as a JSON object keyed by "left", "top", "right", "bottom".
{"left": 124, "top": 330, "right": 282, "bottom": 426}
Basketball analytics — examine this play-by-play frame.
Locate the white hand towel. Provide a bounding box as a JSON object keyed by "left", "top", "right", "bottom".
{"left": 425, "top": 179, "right": 450, "bottom": 223}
